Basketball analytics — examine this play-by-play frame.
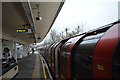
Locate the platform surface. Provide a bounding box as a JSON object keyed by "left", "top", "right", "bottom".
{"left": 12, "top": 53, "right": 44, "bottom": 80}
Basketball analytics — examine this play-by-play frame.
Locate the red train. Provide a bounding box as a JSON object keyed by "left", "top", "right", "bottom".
{"left": 38, "top": 20, "right": 120, "bottom": 79}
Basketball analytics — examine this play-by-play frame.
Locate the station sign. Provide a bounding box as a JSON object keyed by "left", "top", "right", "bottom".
{"left": 16, "top": 29, "right": 31, "bottom": 33}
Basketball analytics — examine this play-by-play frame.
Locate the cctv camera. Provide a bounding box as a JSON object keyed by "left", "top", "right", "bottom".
{"left": 36, "top": 17, "right": 42, "bottom": 20}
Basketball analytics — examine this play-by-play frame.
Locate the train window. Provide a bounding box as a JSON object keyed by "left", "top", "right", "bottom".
{"left": 74, "top": 33, "right": 104, "bottom": 79}
{"left": 60, "top": 42, "right": 71, "bottom": 77}
{"left": 83, "top": 32, "right": 104, "bottom": 40}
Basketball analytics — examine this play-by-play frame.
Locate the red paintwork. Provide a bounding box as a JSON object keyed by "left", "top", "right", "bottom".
{"left": 66, "top": 36, "right": 83, "bottom": 79}
{"left": 51, "top": 62, "right": 55, "bottom": 74}
{"left": 66, "top": 43, "right": 73, "bottom": 79}
{"left": 93, "top": 23, "right": 119, "bottom": 78}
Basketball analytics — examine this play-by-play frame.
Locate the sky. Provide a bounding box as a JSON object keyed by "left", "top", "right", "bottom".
{"left": 38, "top": 0, "right": 119, "bottom": 45}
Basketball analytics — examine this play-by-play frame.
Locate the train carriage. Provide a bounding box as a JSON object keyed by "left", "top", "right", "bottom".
{"left": 60, "top": 20, "right": 120, "bottom": 79}
{"left": 38, "top": 20, "right": 120, "bottom": 80}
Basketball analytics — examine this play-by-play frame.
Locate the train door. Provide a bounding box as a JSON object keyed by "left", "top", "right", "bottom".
{"left": 54, "top": 39, "right": 70, "bottom": 79}
{"left": 60, "top": 42, "right": 69, "bottom": 79}
{"left": 58, "top": 39, "right": 69, "bottom": 79}
{"left": 60, "top": 36, "right": 83, "bottom": 79}
{"left": 73, "top": 32, "right": 104, "bottom": 79}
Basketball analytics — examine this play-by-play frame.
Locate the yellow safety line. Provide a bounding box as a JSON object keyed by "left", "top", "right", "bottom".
{"left": 39, "top": 54, "right": 47, "bottom": 80}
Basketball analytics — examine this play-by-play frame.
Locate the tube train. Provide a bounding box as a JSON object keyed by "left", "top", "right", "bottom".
{"left": 38, "top": 20, "right": 120, "bottom": 80}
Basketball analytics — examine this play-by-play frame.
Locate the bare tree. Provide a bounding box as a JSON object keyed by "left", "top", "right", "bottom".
{"left": 65, "top": 28, "right": 69, "bottom": 37}
{"left": 43, "top": 39, "right": 48, "bottom": 47}
{"left": 66, "top": 23, "right": 85, "bottom": 37}
{"left": 41, "top": 23, "right": 85, "bottom": 46}
{"left": 75, "top": 25, "right": 84, "bottom": 34}
{"left": 49, "top": 29, "right": 60, "bottom": 43}
{"left": 59, "top": 31, "right": 65, "bottom": 39}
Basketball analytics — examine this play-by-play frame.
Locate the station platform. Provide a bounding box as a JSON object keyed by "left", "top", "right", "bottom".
{"left": 12, "top": 53, "right": 52, "bottom": 80}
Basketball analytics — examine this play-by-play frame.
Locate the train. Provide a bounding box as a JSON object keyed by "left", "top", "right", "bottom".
{"left": 38, "top": 20, "right": 120, "bottom": 80}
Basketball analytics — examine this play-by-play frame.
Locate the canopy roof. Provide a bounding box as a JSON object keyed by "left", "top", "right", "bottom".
{"left": 2, "top": 1, "right": 64, "bottom": 44}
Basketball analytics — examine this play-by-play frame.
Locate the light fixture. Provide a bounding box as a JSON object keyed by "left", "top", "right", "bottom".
{"left": 32, "top": 4, "right": 42, "bottom": 21}
{"left": 36, "top": 12, "right": 42, "bottom": 20}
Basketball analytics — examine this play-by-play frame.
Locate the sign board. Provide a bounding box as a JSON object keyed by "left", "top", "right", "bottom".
{"left": 16, "top": 29, "right": 31, "bottom": 33}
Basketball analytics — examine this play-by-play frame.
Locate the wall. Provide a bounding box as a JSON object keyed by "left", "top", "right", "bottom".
{"left": 22, "top": 44, "right": 29, "bottom": 57}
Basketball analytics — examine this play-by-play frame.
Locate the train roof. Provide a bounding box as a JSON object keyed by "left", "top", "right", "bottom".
{"left": 63, "top": 20, "right": 120, "bottom": 41}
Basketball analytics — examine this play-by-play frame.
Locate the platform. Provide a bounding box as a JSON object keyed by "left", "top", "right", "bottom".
{"left": 12, "top": 53, "right": 52, "bottom": 80}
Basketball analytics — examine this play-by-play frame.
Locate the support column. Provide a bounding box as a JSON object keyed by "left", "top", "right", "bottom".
{"left": 22, "top": 44, "right": 28, "bottom": 57}
{"left": 13, "top": 42, "right": 17, "bottom": 62}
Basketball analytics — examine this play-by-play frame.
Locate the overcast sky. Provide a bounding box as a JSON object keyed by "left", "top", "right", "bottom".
{"left": 39, "top": 0, "right": 119, "bottom": 45}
